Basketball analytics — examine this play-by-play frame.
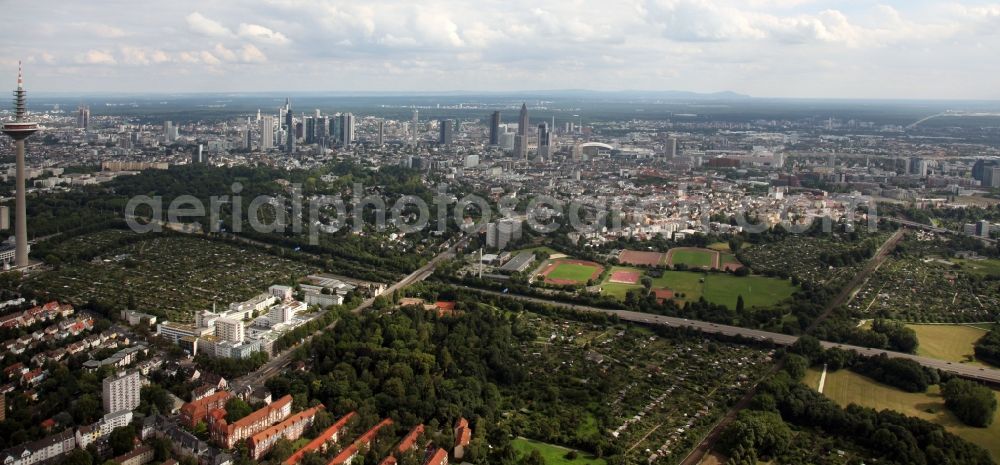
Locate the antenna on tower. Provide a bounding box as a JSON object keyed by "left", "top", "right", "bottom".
{"left": 17, "top": 60, "right": 24, "bottom": 90}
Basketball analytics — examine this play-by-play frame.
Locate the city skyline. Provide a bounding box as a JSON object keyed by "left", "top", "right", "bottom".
{"left": 2, "top": 0, "right": 1000, "bottom": 99}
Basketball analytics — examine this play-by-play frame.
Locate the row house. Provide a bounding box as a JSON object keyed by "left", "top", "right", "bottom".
{"left": 210, "top": 394, "right": 293, "bottom": 449}
{"left": 283, "top": 412, "right": 356, "bottom": 465}
{"left": 0, "top": 429, "right": 76, "bottom": 465}
{"left": 248, "top": 405, "right": 323, "bottom": 460}
{"left": 327, "top": 418, "right": 394, "bottom": 465}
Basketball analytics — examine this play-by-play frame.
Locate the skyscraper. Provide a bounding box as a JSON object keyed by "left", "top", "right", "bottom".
{"left": 536, "top": 122, "right": 551, "bottom": 161}
{"left": 1, "top": 62, "right": 38, "bottom": 268}
{"left": 261, "top": 116, "right": 274, "bottom": 150}
{"left": 339, "top": 113, "right": 354, "bottom": 146}
{"left": 377, "top": 120, "right": 385, "bottom": 146}
{"left": 285, "top": 98, "right": 295, "bottom": 153}
{"left": 76, "top": 106, "right": 90, "bottom": 130}
{"left": 163, "top": 121, "right": 176, "bottom": 143}
{"left": 102, "top": 370, "right": 141, "bottom": 414}
{"left": 411, "top": 110, "right": 419, "bottom": 146}
{"left": 515, "top": 103, "right": 529, "bottom": 159}
{"left": 664, "top": 137, "right": 677, "bottom": 159}
{"left": 439, "top": 119, "right": 453, "bottom": 145}
{"left": 489, "top": 111, "right": 501, "bottom": 146}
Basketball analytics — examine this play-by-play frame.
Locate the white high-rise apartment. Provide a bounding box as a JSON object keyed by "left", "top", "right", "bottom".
{"left": 102, "top": 370, "right": 141, "bottom": 414}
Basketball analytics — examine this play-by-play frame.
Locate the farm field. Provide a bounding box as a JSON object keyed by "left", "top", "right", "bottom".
{"left": 25, "top": 234, "right": 315, "bottom": 322}
{"left": 906, "top": 324, "right": 993, "bottom": 365}
{"left": 803, "top": 368, "right": 1000, "bottom": 462}
{"left": 511, "top": 438, "right": 606, "bottom": 465}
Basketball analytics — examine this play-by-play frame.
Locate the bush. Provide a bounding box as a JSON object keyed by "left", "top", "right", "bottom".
{"left": 941, "top": 378, "right": 997, "bottom": 427}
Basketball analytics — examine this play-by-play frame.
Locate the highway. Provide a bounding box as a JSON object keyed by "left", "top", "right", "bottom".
{"left": 231, "top": 235, "right": 468, "bottom": 392}
{"left": 460, "top": 287, "right": 1000, "bottom": 385}
{"left": 887, "top": 217, "right": 996, "bottom": 244}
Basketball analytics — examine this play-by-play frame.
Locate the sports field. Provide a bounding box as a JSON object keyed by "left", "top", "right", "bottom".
{"left": 600, "top": 266, "right": 645, "bottom": 298}
{"left": 542, "top": 259, "right": 604, "bottom": 285}
{"left": 666, "top": 247, "right": 719, "bottom": 269}
{"left": 609, "top": 269, "right": 641, "bottom": 284}
{"left": 907, "top": 324, "right": 993, "bottom": 365}
{"left": 512, "top": 438, "right": 606, "bottom": 465}
{"left": 803, "top": 368, "right": 1000, "bottom": 461}
{"left": 618, "top": 249, "right": 666, "bottom": 266}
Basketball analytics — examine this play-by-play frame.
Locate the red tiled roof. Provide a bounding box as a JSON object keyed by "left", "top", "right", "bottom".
{"left": 283, "top": 412, "right": 356, "bottom": 465}
{"left": 249, "top": 405, "right": 324, "bottom": 449}
{"left": 327, "top": 419, "right": 394, "bottom": 465}
{"left": 424, "top": 448, "right": 448, "bottom": 465}
{"left": 397, "top": 424, "right": 424, "bottom": 453}
{"left": 378, "top": 457, "right": 397, "bottom": 465}
{"left": 229, "top": 394, "right": 292, "bottom": 431}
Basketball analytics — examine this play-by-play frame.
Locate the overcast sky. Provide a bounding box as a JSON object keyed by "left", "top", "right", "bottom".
{"left": 2, "top": 0, "right": 999, "bottom": 99}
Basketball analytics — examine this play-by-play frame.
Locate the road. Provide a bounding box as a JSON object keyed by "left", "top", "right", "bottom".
{"left": 231, "top": 236, "right": 468, "bottom": 392}
{"left": 887, "top": 217, "right": 996, "bottom": 244}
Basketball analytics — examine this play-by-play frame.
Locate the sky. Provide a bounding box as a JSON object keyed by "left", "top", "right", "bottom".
{"left": 1, "top": 0, "right": 999, "bottom": 99}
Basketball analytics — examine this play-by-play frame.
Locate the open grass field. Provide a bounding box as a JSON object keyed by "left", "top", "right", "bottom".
{"left": 601, "top": 270, "right": 796, "bottom": 309}
{"left": 707, "top": 242, "right": 731, "bottom": 252}
{"left": 542, "top": 259, "right": 604, "bottom": 285}
{"left": 803, "top": 368, "right": 1000, "bottom": 462}
{"left": 667, "top": 248, "right": 718, "bottom": 269}
{"left": 703, "top": 274, "right": 796, "bottom": 310}
{"left": 906, "top": 324, "right": 992, "bottom": 365}
{"left": 954, "top": 258, "right": 1000, "bottom": 277}
{"left": 618, "top": 249, "right": 666, "bottom": 266}
{"left": 512, "top": 438, "right": 606, "bottom": 465}
{"left": 600, "top": 266, "right": 645, "bottom": 299}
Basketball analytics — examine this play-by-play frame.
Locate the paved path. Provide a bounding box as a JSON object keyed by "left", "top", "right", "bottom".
{"left": 818, "top": 364, "right": 828, "bottom": 394}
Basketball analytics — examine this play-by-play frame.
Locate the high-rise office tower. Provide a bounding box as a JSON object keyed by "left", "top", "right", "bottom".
{"left": 76, "top": 106, "right": 90, "bottom": 130}
{"left": 163, "top": 121, "right": 174, "bottom": 143}
{"left": 536, "top": 122, "right": 551, "bottom": 161}
{"left": 411, "top": 110, "right": 419, "bottom": 146}
{"left": 489, "top": 111, "right": 501, "bottom": 146}
{"left": 516, "top": 103, "right": 529, "bottom": 159}
{"left": 439, "top": 119, "right": 453, "bottom": 145}
{"left": 285, "top": 98, "right": 294, "bottom": 153}
{"left": 377, "top": 120, "right": 385, "bottom": 146}
{"left": 102, "top": 370, "right": 141, "bottom": 414}
{"left": 1, "top": 63, "right": 38, "bottom": 268}
{"left": 316, "top": 116, "right": 328, "bottom": 145}
{"left": 305, "top": 117, "right": 316, "bottom": 144}
{"left": 339, "top": 113, "right": 354, "bottom": 146}
{"left": 192, "top": 144, "right": 206, "bottom": 164}
{"left": 261, "top": 116, "right": 274, "bottom": 150}
{"left": 665, "top": 137, "right": 677, "bottom": 158}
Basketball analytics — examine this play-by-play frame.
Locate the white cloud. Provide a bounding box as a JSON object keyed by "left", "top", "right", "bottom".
{"left": 213, "top": 43, "right": 238, "bottom": 61}
{"left": 239, "top": 44, "right": 267, "bottom": 63}
{"left": 199, "top": 51, "right": 221, "bottom": 65}
{"left": 238, "top": 23, "right": 291, "bottom": 44}
{"left": 75, "top": 50, "right": 117, "bottom": 65}
{"left": 186, "top": 12, "right": 232, "bottom": 37}
{"left": 73, "top": 22, "right": 129, "bottom": 39}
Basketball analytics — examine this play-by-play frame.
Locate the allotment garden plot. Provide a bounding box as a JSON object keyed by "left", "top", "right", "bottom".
{"left": 740, "top": 233, "right": 890, "bottom": 286}
{"left": 849, "top": 257, "right": 1000, "bottom": 322}
{"left": 511, "top": 316, "right": 774, "bottom": 465}
{"left": 26, "top": 234, "right": 314, "bottom": 322}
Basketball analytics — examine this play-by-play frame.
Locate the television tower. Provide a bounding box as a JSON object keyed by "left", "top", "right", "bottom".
{"left": 1, "top": 62, "right": 39, "bottom": 268}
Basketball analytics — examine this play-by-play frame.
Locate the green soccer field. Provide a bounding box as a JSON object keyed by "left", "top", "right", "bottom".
{"left": 669, "top": 248, "right": 717, "bottom": 268}
{"left": 546, "top": 262, "right": 602, "bottom": 283}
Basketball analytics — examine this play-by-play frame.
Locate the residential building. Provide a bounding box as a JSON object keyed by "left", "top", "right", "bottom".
{"left": 327, "top": 419, "right": 393, "bottom": 465}
{"left": 248, "top": 405, "right": 323, "bottom": 460}
{"left": 102, "top": 370, "right": 141, "bottom": 414}
{"left": 453, "top": 418, "right": 471, "bottom": 460}
{"left": 282, "top": 412, "right": 355, "bottom": 465}
{"left": 180, "top": 391, "right": 232, "bottom": 428}
{"left": 211, "top": 394, "right": 293, "bottom": 449}
{"left": 0, "top": 429, "right": 76, "bottom": 465}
